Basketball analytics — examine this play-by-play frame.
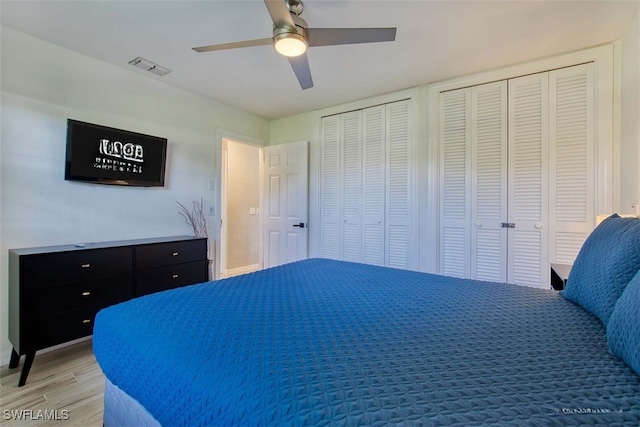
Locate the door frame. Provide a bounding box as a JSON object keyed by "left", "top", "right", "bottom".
{"left": 215, "top": 129, "right": 266, "bottom": 280}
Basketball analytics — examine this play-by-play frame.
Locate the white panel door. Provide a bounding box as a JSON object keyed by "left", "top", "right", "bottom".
{"left": 362, "top": 105, "right": 386, "bottom": 266}
{"left": 549, "top": 63, "right": 595, "bottom": 265}
{"left": 508, "top": 73, "right": 549, "bottom": 288}
{"left": 320, "top": 116, "right": 341, "bottom": 259}
{"left": 440, "top": 88, "right": 472, "bottom": 278}
{"left": 263, "top": 141, "right": 309, "bottom": 268}
{"left": 471, "top": 81, "right": 508, "bottom": 283}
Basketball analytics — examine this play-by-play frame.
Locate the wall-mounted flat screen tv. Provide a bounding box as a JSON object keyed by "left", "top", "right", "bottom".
{"left": 65, "top": 119, "right": 167, "bottom": 187}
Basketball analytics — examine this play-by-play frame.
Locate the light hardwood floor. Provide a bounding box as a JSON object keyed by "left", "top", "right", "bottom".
{"left": 0, "top": 340, "right": 104, "bottom": 427}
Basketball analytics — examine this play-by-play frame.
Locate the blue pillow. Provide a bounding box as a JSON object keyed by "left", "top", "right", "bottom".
{"left": 561, "top": 214, "right": 640, "bottom": 325}
{"left": 607, "top": 269, "right": 640, "bottom": 376}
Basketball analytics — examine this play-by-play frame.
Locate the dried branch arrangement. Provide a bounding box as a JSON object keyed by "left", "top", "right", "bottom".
{"left": 177, "top": 198, "right": 208, "bottom": 238}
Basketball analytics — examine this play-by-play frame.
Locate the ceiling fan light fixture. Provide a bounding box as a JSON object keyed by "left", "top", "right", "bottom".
{"left": 274, "top": 32, "right": 307, "bottom": 57}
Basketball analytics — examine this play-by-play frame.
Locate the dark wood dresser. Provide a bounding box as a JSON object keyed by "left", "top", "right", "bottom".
{"left": 8, "top": 235, "right": 208, "bottom": 386}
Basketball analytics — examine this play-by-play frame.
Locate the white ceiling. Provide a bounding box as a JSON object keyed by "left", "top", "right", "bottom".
{"left": 1, "top": 0, "right": 638, "bottom": 120}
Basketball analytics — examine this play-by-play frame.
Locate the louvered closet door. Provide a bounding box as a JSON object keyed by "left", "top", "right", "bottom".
{"left": 341, "top": 112, "right": 363, "bottom": 262}
{"left": 386, "top": 100, "right": 413, "bottom": 269}
{"left": 320, "top": 101, "right": 414, "bottom": 269}
{"left": 320, "top": 115, "right": 341, "bottom": 259}
{"left": 549, "top": 63, "right": 595, "bottom": 265}
{"left": 362, "top": 106, "right": 386, "bottom": 266}
{"left": 471, "top": 81, "right": 508, "bottom": 282}
{"left": 440, "top": 88, "right": 472, "bottom": 278}
{"left": 507, "top": 73, "right": 549, "bottom": 288}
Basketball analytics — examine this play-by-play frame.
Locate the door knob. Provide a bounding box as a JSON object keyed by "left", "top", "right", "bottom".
{"left": 293, "top": 222, "right": 306, "bottom": 228}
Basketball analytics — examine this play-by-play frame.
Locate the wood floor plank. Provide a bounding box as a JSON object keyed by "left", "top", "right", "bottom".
{"left": 1, "top": 374, "right": 77, "bottom": 401}
{"left": 45, "top": 376, "right": 104, "bottom": 409}
{"left": 0, "top": 341, "right": 104, "bottom": 427}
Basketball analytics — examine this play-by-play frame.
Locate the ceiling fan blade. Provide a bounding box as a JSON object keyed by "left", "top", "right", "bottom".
{"left": 288, "top": 54, "right": 313, "bottom": 90}
{"left": 307, "top": 28, "right": 396, "bottom": 47}
{"left": 193, "top": 38, "right": 272, "bottom": 53}
{"left": 264, "top": 0, "right": 296, "bottom": 29}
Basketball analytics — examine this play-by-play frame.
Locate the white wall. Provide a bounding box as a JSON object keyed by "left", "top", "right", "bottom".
{"left": 620, "top": 12, "right": 640, "bottom": 215}
{"left": 0, "top": 26, "right": 269, "bottom": 363}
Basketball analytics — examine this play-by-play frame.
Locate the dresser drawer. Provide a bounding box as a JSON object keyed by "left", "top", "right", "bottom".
{"left": 22, "top": 305, "right": 103, "bottom": 352}
{"left": 136, "top": 239, "right": 207, "bottom": 270}
{"left": 20, "top": 247, "right": 133, "bottom": 289}
{"left": 136, "top": 260, "right": 208, "bottom": 296}
{"left": 22, "top": 273, "right": 132, "bottom": 319}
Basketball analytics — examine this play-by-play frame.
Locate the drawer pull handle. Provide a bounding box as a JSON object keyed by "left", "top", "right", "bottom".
{"left": 172, "top": 274, "right": 179, "bottom": 279}
{"left": 172, "top": 252, "right": 179, "bottom": 256}
{"left": 82, "top": 319, "right": 91, "bottom": 324}
{"left": 81, "top": 291, "right": 91, "bottom": 296}
{"left": 81, "top": 263, "right": 91, "bottom": 268}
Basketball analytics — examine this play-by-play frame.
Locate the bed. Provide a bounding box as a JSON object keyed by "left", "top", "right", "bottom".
{"left": 93, "top": 215, "right": 640, "bottom": 426}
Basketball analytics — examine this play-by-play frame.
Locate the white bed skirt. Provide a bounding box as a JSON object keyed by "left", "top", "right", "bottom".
{"left": 103, "top": 377, "right": 161, "bottom": 427}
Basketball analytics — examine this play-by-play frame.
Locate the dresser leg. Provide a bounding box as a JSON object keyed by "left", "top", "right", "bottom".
{"left": 17, "top": 352, "right": 35, "bottom": 387}
{"left": 9, "top": 348, "right": 20, "bottom": 369}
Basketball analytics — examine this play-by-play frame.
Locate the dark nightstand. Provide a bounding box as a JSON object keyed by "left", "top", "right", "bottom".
{"left": 550, "top": 263, "right": 572, "bottom": 291}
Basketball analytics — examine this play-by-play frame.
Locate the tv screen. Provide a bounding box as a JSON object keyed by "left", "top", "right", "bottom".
{"left": 65, "top": 119, "right": 167, "bottom": 187}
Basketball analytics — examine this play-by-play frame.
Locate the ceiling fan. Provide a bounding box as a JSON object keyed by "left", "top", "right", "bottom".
{"left": 192, "top": 0, "right": 396, "bottom": 90}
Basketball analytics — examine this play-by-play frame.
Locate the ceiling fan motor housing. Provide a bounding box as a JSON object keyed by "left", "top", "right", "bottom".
{"left": 285, "top": 0, "right": 304, "bottom": 16}
{"left": 273, "top": 10, "right": 308, "bottom": 37}
{"left": 270, "top": 1, "right": 308, "bottom": 58}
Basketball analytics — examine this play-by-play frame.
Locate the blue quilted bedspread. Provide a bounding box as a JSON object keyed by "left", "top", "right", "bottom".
{"left": 93, "top": 259, "right": 640, "bottom": 426}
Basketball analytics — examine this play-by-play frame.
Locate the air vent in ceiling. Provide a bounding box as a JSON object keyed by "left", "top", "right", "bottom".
{"left": 129, "top": 57, "right": 172, "bottom": 77}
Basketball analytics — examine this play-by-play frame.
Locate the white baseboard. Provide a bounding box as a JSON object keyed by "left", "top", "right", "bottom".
{"left": 1, "top": 349, "right": 12, "bottom": 367}
{"left": 222, "top": 263, "right": 260, "bottom": 278}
